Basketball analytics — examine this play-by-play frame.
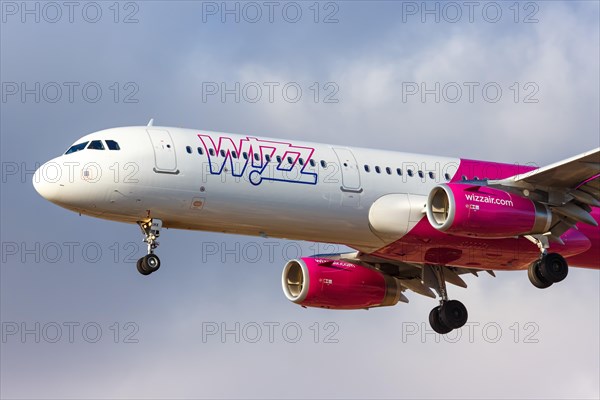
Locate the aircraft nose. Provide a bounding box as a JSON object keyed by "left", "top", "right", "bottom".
{"left": 33, "top": 163, "right": 60, "bottom": 203}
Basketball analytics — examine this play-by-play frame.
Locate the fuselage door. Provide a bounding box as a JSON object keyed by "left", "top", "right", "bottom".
{"left": 146, "top": 129, "right": 179, "bottom": 174}
{"left": 332, "top": 147, "right": 362, "bottom": 192}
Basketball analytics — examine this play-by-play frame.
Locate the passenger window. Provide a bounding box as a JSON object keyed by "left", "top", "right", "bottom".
{"left": 429, "top": 172, "right": 435, "bottom": 179}
{"left": 197, "top": 147, "right": 204, "bottom": 155}
{"left": 287, "top": 156, "right": 294, "bottom": 164}
{"left": 243, "top": 152, "right": 248, "bottom": 160}
{"left": 232, "top": 151, "right": 238, "bottom": 159}
{"left": 266, "top": 154, "right": 271, "bottom": 162}
{"left": 220, "top": 150, "right": 226, "bottom": 157}
{"left": 375, "top": 166, "right": 381, "bottom": 174}
{"left": 309, "top": 159, "right": 316, "bottom": 167}
{"left": 386, "top": 167, "right": 392, "bottom": 175}
{"left": 418, "top": 171, "right": 424, "bottom": 178}
{"left": 186, "top": 146, "right": 192, "bottom": 154}
{"left": 364, "top": 165, "right": 370, "bottom": 173}
{"left": 407, "top": 169, "right": 414, "bottom": 177}
{"left": 396, "top": 168, "right": 402, "bottom": 176}
{"left": 277, "top": 156, "right": 282, "bottom": 163}
{"left": 461, "top": 175, "right": 467, "bottom": 181}
{"left": 65, "top": 142, "right": 89, "bottom": 154}
{"left": 320, "top": 160, "right": 327, "bottom": 168}
{"left": 106, "top": 140, "right": 120, "bottom": 150}
{"left": 299, "top": 158, "right": 304, "bottom": 166}
{"left": 254, "top": 153, "right": 260, "bottom": 161}
{"left": 88, "top": 140, "right": 105, "bottom": 150}
{"left": 209, "top": 149, "right": 215, "bottom": 156}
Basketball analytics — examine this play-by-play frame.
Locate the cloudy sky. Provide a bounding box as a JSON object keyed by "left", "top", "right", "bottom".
{"left": 1, "top": 1, "right": 599, "bottom": 399}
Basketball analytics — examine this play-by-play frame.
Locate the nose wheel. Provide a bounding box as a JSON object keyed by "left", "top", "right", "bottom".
{"left": 137, "top": 254, "right": 161, "bottom": 275}
{"left": 136, "top": 219, "right": 162, "bottom": 276}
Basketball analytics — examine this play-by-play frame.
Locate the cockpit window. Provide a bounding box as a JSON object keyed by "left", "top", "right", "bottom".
{"left": 87, "top": 140, "right": 105, "bottom": 150}
{"left": 106, "top": 140, "right": 120, "bottom": 150}
{"left": 65, "top": 142, "right": 89, "bottom": 155}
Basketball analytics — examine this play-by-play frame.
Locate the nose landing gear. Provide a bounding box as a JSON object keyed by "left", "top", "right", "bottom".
{"left": 136, "top": 219, "right": 162, "bottom": 275}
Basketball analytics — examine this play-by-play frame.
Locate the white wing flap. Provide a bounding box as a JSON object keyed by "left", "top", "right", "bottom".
{"left": 493, "top": 148, "right": 600, "bottom": 237}
{"left": 500, "top": 147, "right": 600, "bottom": 200}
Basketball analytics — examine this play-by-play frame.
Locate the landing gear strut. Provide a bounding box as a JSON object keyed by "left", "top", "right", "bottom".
{"left": 427, "top": 265, "right": 468, "bottom": 335}
{"left": 136, "top": 219, "right": 162, "bottom": 276}
{"left": 528, "top": 252, "right": 568, "bottom": 289}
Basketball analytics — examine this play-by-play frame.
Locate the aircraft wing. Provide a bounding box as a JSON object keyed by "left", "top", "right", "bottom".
{"left": 321, "top": 251, "right": 495, "bottom": 301}
{"left": 491, "top": 147, "right": 600, "bottom": 241}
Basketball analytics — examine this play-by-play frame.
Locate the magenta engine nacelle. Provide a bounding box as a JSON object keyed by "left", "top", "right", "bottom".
{"left": 426, "top": 183, "right": 552, "bottom": 238}
{"left": 282, "top": 257, "right": 403, "bottom": 310}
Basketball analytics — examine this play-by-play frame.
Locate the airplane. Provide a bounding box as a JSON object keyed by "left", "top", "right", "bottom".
{"left": 33, "top": 120, "right": 600, "bottom": 334}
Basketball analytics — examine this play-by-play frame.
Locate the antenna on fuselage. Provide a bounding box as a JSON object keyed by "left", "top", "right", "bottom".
{"left": 147, "top": 118, "right": 154, "bottom": 127}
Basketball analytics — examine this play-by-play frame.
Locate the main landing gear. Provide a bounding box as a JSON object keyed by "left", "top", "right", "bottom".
{"left": 525, "top": 235, "right": 569, "bottom": 289}
{"left": 427, "top": 265, "right": 468, "bottom": 335}
{"left": 136, "top": 219, "right": 162, "bottom": 276}
{"left": 528, "top": 252, "right": 569, "bottom": 289}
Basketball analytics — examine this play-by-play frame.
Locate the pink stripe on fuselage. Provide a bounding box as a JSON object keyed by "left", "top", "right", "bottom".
{"left": 449, "top": 158, "right": 536, "bottom": 182}
{"left": 371, "top": 159, "right": 599, "bottom": 270}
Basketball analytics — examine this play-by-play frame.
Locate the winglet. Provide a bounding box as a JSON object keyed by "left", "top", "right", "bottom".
{"left": 147, "top": 118, "right": 154, "bottom": 127}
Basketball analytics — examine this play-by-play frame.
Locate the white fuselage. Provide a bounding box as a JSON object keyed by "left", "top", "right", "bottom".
{"left": 33, "top": 126, "right": 460, "bottom": 253}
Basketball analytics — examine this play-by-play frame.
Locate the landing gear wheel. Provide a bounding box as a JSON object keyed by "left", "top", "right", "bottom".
{"left": 528, "top": 253, "right": 568, "bottom": 288}
{"left": 528, "top": 260, "right": 552, "bottom": 289}
{"left": 539, "top": 253, "right": 568, "bottom": 283}
{"left": 143, "top": 254, "right": 161, "bottom": 273}
{"left": 429, "top": 306, "right": 452, "bottom": 335}
{"left": 137, "top": 258, "right": 151, "bottom": 275}
{"left": 439, "top": 300, "right": 468, "bottom": 329}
